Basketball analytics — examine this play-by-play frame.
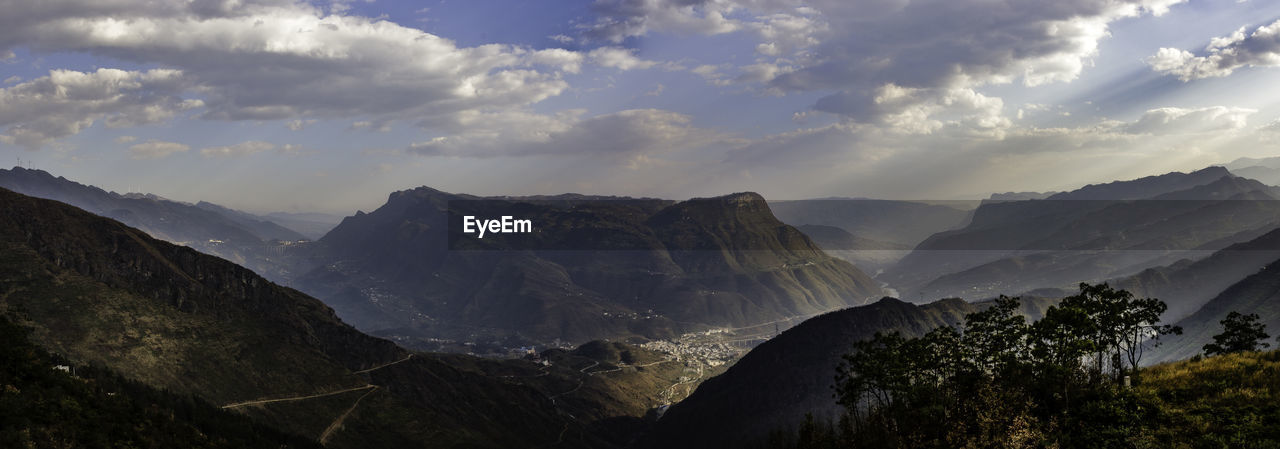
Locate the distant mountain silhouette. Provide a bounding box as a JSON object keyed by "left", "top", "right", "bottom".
{"left": 1045, "top": 166, "right": 1235, "bottom": 200}
{"left": 0, "top": 167, "right": 305, "bottom": 279}
{"left": 262, "top": 211, "right": 346, "bottom": 240}
{"left": 1228, "top": 165, "right": 1280, "bottom": 186}
{"left": 885, "top": 167, "right": 1280, "bottom": 301}
{"left": 989, "top": 191, "right": 1058, "bottom": 200}
{"left": 1110, "top": 225, "right": 1280, "bottom": 322}
{"left": 1148, "top": 252, "right": 1280, "bottom": 363}
{"left": 769, "top": 198, "right": 973, "bottom": 248}
{"left": 795, "top": 224, "right": 910, "bottom": 251}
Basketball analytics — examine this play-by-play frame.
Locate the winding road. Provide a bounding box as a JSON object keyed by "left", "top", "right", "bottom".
{"left": 220, "top": 353, "right": 414, "bottom": 444}
{"left": 220, "top": 385, "right": 376, "bottom": 409}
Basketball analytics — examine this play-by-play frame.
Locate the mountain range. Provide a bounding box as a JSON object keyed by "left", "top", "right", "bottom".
{"left": 884, "top": 167, "right": 1280, "bottom": 302}
{"left": 0, "top": 186, "right": 703, "bottom": 448}
{"left": 10, "top": 161, "right": 1280, "bottom": 447}
{"left": 0, "top": 167, "right": 309, "bottom": 281}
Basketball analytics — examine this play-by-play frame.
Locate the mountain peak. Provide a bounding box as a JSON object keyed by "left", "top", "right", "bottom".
{"left": 1151, "top": 174, "right": 1278, "bottom": 200}
{"left": 1046, "top": 166, "right": 1233, "bottom": 201}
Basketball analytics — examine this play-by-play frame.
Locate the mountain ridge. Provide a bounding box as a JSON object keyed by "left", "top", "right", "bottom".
{"left": 293, "top": 186, "right": 886, "bottom": 348}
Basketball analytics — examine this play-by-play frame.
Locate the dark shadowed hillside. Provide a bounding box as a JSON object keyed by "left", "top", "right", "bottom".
{"left": 638, "top": 296, "right": 1055, "bottom": 448}
{"left": 0, "top": 167, "right": 305, "bottom": 280}
{"left": 0, "top": 316, "right": 324, "bottom": 449}
{"left": 0, "top": 187, "right": 697, "bottom": 448}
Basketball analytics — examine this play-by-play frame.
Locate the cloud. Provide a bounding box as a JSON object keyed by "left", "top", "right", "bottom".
{"left": 349, "top": 120, "right": 391, "bottom": 132}
{"left": 128, "top": 140, "right": 189, "bottom": 159}
{"left": 407, "top": 109, "right": 727, "bottom": 158}
{"left": 114, "top": 135, "right": 137, "bottom": 144}
{"left": 716, "top": 103, "right": 1248, "bottom": 200}
{"left": 1262, "top": 119, "right": 1280, "bottom": 133}
{"left": 285, "top": 119, "right": 316, "bottom": 131}
{"left": 1146, "top": 20, "right": 1280, "bottom": 81}
{"left": 588, "top": 47, "right": 659, "bottom": 70}
{"left": 815, "top": 85, "right": 1011, "bottom": 136}
{"left": 583, "top": 0, "right": 1184, "bottom": 133}
{"left": 0, "top": 0, "right": 580, "bottom": 145}
{"left": 528, "top": 48, "right": 586, "bottom": 73}
{"left": 0, "top": 68, "right": 200, "bottom": 149}
{"left": 581, "top": 0, "right": 742, "bottom": 43}
{"left": 200, "top": 140, "right": 276, "bottom": 158}
{"left": 1123, "top": 107, "right": 1254, "bottom": 134}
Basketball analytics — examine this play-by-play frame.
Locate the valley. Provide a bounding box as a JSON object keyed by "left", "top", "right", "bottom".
{"left": 6, "top": 162, "right": 1280, "bottom": 448}
{"left": 8, "top": 2, "right": 1280, "bottom": 446}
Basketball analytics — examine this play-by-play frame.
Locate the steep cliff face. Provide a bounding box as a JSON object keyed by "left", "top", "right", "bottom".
{"left": 294, "top": 188, "right": 885, "bottom": 346}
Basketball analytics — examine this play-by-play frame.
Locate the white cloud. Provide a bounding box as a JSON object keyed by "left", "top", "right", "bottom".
{"left": 582, "top": 0, "right": 742, "bottom": 43}
{"left": 1147, "top": 20, "right": 1280, "bottom": 81}
{"left": 0, "top": 0, "right": 579, "bottom": 145}
{"left": 114, "top": 135, "right": 137, "bottom": 144}
{"left": 1123, "top": 107, "right": 1254, "bottom": 134}
{"left": 816, "top": 85, "right": 1011, "bottom": 136}
{"left": 587, "top": 47, "right": 659, "bottom": 70}
{"left": 0, "top": 68, "right": 200, "bottom": 149}
{"left": 583, "top": 0, "right": 1185, "bottom": 134}
{"left": 529, "top": 48, "right": 586, "bottom": 73}
{"left": 200, "top": 140, "right": 276, "bottom": 158}
{"left": 717, "top": 103, "right": 1248, "bottom": 200}
{"left": 128, "top": 140, "right": 189, "bottom": 159}
{"left": 407, "top": 109, "right": 727, "bottom": 158}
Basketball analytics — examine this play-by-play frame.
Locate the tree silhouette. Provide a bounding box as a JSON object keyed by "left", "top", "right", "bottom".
{"left": 1203, "top": 311, "right": 1270, "bottom": 356}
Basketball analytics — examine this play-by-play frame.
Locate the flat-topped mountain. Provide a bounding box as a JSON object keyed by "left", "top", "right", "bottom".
{"left": 292, "top": 187, "right": 885, "bottom": 348}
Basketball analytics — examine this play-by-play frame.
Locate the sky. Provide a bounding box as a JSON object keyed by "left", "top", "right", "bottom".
{"left": 4, "top": 0, "right": 1280, "bottom": 214}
